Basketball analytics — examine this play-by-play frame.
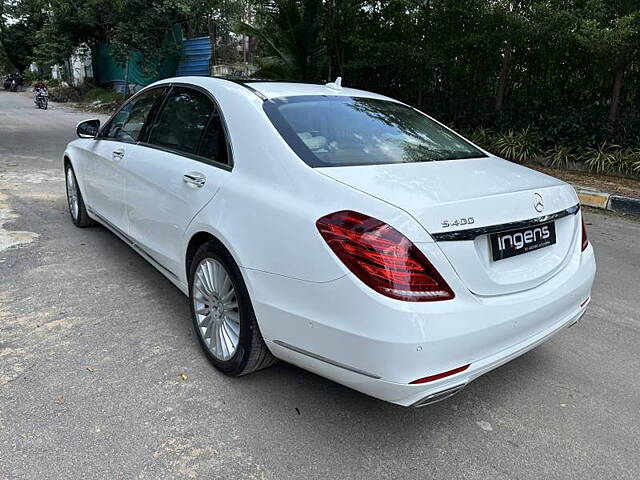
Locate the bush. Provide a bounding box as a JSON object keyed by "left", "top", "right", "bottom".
{"left": 466, "top": 124, "right": 640, "bottom": 178}
{"left": 494, "top": 127, "right": 541, "bottom": 163}
{"left": 467, "top": 127, "right": 497, "bottom": 153}
{"left": 83, "top": 88, "right": 125, "bottom": 104}
{"left": 610, "top": 148, "right": 640, "bottom": 177}
{"left": 545, "top": 145, "right": 578, "bottom": 169}
{"left": 577, "top": 144, "right": 640, "bottom": 177}
{"left": 583, "top": 143, "right": 619, "bottom": 174}
{"left": 48, "top": 86, "right": 86, "bottom": 102}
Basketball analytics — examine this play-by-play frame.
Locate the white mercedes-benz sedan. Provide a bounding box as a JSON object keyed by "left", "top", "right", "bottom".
{"left": 63, "top": 77, "right": 596, "bottom": 407}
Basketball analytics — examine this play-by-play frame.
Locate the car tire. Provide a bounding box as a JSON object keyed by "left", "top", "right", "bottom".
{"left": 65, "top": 164, "right": 95, "bottom": 228}
{"left": 189, "top": 241, "right": 277, "bottom": 376}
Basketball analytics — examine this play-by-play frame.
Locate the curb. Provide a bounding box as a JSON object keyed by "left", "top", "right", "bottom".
{"left": 574, "top": 187, "right": 640, "bottom": 217}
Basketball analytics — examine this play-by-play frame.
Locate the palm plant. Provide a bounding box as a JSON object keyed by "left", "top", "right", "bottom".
{"left": 236, "top": 0, "right": 325, "bottom": 81}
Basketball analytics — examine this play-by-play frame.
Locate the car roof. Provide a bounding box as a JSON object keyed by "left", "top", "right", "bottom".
{"left": 150, "top": 76, "right": 395, "bottom": 103}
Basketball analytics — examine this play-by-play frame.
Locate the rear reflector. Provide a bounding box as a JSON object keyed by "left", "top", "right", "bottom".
{"left": 581, "top": 215, "right": 589, "bottom": 251}
{"left": 409, "top": 364, "right": 470, "bottom": 384}
{"left": 316, "top": 210, "right": 454, "bottom": 302}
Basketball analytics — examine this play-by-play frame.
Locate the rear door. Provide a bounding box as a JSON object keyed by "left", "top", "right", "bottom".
{"left": 83, "top": 87, "right": 166, "bottom": 230}
{"left": 124, "top": 85, "right": 232, "bottom": 276}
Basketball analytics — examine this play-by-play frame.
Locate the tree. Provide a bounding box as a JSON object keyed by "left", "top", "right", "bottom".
{"left": 29, "top": 0, "right": 189, "bottom": 78}
{"left": 3, "top": 0, "right": 640, "bottom": 149}
{"left": 576, "top": 1, "right": 640, "bottom": 125}
{"left": 1, "top": 0, "right": 47, "bottom": 73}
{"left": 237, "top": 0, "right": 326, "bottom": 80}
{"left": 324, "top": 0, "right": 358, "bottom": 78}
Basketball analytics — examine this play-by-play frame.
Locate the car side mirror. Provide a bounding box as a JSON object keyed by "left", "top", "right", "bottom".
{"left": 77, "top": 119, "right": 100, "bottom": 138}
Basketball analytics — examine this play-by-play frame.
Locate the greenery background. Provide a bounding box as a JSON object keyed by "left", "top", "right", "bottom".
{"left": 2, "top": 0, "right": 639, "bottom": 176}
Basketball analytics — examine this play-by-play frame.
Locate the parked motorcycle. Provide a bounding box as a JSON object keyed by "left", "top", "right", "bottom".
{"left": 3, "top": 74, "right": 22, "bottom": 91}
{"left": 35, "top": 88, "right": 49, "bottom": 109}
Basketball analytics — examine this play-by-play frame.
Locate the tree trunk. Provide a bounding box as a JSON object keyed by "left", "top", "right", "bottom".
{"left": 0, "top": 4, "right": 17, "bottom": 73}
{"left": 89, "top": 42, "right": 99, "bottom": 86}
{"left": 208, "top": 16, "right": 217, "bottom": 73}
{"left": 495, "top": 41, "right": 511, "bottom": 111}
{"left": 608, "top": 62, "right": 626, "bottom": 126}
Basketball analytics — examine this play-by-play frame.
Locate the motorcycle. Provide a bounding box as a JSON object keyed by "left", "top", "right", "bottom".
{"left": 35, "top": 88, "right": 49, "bottom": 109}
{"left": 3, "top": 74, "right": 22, "bottom": 91}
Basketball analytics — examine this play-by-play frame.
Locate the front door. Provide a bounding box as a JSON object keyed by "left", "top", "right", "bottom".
{"left": 124, "top": 86, "right": 233, "bottom": 276}
{"left": 84, "top": 87, "right": 166, "bottom": 231}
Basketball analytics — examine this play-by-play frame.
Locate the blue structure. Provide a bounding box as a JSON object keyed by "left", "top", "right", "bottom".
{"left": 176, "top": 37, "right": 212, "bottom": 76}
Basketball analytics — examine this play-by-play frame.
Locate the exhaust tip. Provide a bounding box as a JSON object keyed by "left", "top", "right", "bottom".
{"left": 568, "top": 310, "right": 587, "bottom": 328}
{"left": 411, "top": 384, "right": 466, "bottom": 408}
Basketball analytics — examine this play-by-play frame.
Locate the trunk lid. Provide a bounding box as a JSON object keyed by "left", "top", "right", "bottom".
{"left": 318, "top": 157, "right": 581, "bottom": 296}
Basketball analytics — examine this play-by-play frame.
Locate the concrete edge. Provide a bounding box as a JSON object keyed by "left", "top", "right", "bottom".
{"left": 574, "top": 187, "right": 640, "bottom": 217}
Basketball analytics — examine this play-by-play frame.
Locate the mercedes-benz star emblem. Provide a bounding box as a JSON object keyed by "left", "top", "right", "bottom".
{"left": 533, "top": 193, "right": 544, "bottom": 213}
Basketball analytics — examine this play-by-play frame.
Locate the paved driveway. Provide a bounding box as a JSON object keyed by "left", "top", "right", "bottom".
{"left": 1, "top": 90, "right": 639, "bottom": 479}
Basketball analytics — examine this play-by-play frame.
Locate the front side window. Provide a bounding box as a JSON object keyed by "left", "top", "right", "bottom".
{"left": 147, "top": 87, "right": 214, "bottom": 155}
{"left": 102, "top": 88, "right": 164, "bottom": 142}
{"left": 264, "top": 96, "right": 486, "bottom": 167}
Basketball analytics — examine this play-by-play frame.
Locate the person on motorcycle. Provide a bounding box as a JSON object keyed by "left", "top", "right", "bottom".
{"left": 33, "top": 79, "right": 47, "bottom": 103}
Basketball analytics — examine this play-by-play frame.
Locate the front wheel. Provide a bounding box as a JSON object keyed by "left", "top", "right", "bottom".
{"left": 189, "top": 242, "right": 276, "bottom": 376}
{"left": 65, "top": 164, "right": 94, "bottom": 227}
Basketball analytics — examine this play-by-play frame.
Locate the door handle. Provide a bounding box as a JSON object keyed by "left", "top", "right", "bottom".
{"left": 183, "top": 172, "right": 206, "bottom": 188}
{"left": 112, "top": 149, "right": 125, "bottom": 161}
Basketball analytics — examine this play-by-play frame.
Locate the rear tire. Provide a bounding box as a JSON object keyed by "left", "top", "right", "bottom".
{"left": 65, "top": 164, "right": 95, "bottom": 228}
{"left": 189, "top": 241, "right": 276, "bottom": 376}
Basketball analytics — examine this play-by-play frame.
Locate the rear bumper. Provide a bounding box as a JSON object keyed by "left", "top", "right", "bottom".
{"left": 243, "top": 245, "right": 596, "bottom": 406}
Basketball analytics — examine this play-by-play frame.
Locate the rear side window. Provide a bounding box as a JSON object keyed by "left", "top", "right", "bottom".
{"left": 264, "top": 96, "right": 486, "bottom": 167}
{"left": 103, "top": 88, "right": 164, "bottom": 142}
{"left": 198, "top": 111, "right": 229, "bottom": 165}
{"left": 148, "top": 87, "right": 214, "bottom": 155}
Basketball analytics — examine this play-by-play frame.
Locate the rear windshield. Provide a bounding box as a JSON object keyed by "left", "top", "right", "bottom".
{"left": 263, "top": 96, "right": 486, "bottom": 167}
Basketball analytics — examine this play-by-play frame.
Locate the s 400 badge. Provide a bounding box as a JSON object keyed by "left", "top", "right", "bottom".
{"left": 441, "top": 217, "right": 475, "bottom": 228}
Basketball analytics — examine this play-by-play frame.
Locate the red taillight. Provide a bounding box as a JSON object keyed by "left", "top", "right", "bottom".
{"left": 581, "top": 215, "right": 589, "bottom": 251}
{"left": 409, "top": 364, "right": 470, "bottom": 384}
{"left": 316, "top": 211, "right": 455, "bottom": 302}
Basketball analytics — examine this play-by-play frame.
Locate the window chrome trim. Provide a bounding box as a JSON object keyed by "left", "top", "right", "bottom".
{"left": 431, "top": 204, "right": 580, "bottom": 242}
{"left": 96, "top": 85, "right": 168, "bottom": 141}
{"left": 220, "top": 77, "right": 268, "bottom": 101}
{"left": 94, "top": 82, "right": 234, "bottom": 172}
{"left": 136, "top": 141, "right": 233, "bottom": 172}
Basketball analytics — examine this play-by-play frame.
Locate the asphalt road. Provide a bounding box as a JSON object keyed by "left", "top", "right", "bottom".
{"left": 1, "top": 89, "right": 639, "bottom": 480}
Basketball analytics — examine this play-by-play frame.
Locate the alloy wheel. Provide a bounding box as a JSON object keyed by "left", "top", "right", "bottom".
{"left": 192, "top": 258, "right": 240, "bottom": 361}
{"left": 66, "top": 168, "right": 79, "bottom": 220}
